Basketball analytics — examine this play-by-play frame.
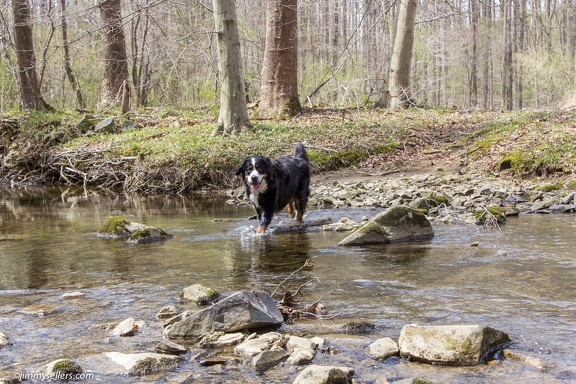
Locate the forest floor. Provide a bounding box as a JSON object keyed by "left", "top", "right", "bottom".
{"left": 1, "top": 107, "right": 576, "bottom": 193}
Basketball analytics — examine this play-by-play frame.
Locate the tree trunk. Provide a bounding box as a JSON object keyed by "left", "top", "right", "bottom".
{"left": 387, "top": 0, "right": 417, "bottom": 109}
{"left": 99, "top": 0, "right": 129, "bottom": 107}
{"left": 258, "top": 0, "right": 301, "bottom": 119}
{"left": 131, "top": 0, "right": 152, "bottom": 107}
{"left": 470, "top": 0, "right": 479, "bottom": 108}
{"left": 60, "top": 0, "right": 85, "bottom": 110}
{"left": 212, "top": 0, "right": 251, "bottom": 135}
{"left": 12, "top": 0, "right": 48, "bottom": 111}
{"left": 482, "top": 0, "right": 492, "bottom": 109}
{"left": 502, "top": 0, "right": 513, "bottom": 110}
{"left": 514, "top": 0, "right": 525, "bottom": 109}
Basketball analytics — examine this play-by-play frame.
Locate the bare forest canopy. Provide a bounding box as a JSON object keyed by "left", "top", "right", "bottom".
{"left": 1, "top": 0, "right": 576, "bottom": 113}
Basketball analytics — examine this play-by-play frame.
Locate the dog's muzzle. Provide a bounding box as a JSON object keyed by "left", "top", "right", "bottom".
{"left": 249, "top": 175, "right": 263, "bottom": 191}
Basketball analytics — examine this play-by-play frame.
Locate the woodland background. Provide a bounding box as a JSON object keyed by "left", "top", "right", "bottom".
{"left": 1, "top": 0, "right": 576, "bottom": 114}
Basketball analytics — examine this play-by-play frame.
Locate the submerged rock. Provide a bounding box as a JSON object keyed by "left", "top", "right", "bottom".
{"left": 339, "top": 206, "right": 434, "bottom": 246}
{"left": 398, "top": 324, "right": 510, "bottom": 366}
{"left": 164, "top": 291, "right": 283, "bottom": 339}
{"left": 97, "top": 215, "right": 173, "bottom": 244}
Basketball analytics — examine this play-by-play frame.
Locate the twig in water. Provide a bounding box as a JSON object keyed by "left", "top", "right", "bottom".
{"left": 271, "top": 258, "right": 316, "bottom": 298}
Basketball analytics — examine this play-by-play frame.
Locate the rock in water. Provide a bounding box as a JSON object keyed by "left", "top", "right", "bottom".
{"left": 164, "top": 291, "right": 283, "bottom": 339}
{"left": 339, "top": 206, "right": 434, "bottom": 246}
{"left": 79, "top": 352, "right": 180, "bottom": 376}
{"left": 180, "top": 284, "right": 219, "bottom": 305}
{"left": 398, "top": 324, "right": 510, "bottom": 365}
{"left": 97, "top": 215, "right": 173, "bottom": 244}
{"left": 293, "top": 365, "right": 355, "bottom": 384}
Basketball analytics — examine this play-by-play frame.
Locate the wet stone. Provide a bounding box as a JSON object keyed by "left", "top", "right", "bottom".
{"left": 154, "top": 340, "right": 188, "bottom": 355}
{"left": 156, "top": 305, "right": 179, "bottom": 319}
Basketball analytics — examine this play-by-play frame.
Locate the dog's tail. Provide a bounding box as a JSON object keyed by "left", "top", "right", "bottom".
{"left": 294, "top": 143, "right": 309, "bottom": 162}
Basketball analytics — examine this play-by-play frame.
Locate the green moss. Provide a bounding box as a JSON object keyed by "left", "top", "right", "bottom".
{"left": 429, "top": 194, "right": 449, "bottom": 204}
{"left": 535, "top": 182, "right": 564, "bottom": 192}
{"left": 52, "top": 359, "right": 82, "bottom": 374}
{"left": 412, "top": 379, "right": 437, "bottom": 384}
{"left": 130, "top": 357, "right": 177, "bottom": 376}
{"left": 98, "top": 216, "right": 130, "bottom": 235}
{"left": 473, "top": 207, "right": 506, "bottom": 225}
{"left": 308, "top": 141, "right": 402, "bottom": 170}
{"left": 129, "top": 228, "right": 151, "bottom": 240}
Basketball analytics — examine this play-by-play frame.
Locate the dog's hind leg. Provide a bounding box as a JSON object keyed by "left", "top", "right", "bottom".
{"left": 293, "top": 196, "right": 304, "bottom": 221}
{"left": 287, "top": 200, "right": 296, "bottom": 219}
{"left": 294, "top": 185, "right": 309, "bottom": 221}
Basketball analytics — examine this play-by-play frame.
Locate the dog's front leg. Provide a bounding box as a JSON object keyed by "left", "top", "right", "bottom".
{"left": 257, "top": 208, "right": 273, "bottom": 234}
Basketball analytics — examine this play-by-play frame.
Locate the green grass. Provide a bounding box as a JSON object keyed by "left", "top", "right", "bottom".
{"left": 4, "top": 107, "right": 576, "bottom": 193}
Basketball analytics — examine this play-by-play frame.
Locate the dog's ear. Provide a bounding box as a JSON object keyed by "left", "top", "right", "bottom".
{"left": 236, "top": 159, "right": 247, "bottom": 176}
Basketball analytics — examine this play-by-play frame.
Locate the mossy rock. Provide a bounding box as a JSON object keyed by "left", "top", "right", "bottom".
{"left": 410, "top": 194, "right": 450, "bottom": 213}
{"left": 97, "top": 216, "right": 132, "bottom": 238}
{"left": 46, "top": 358, "right": 83, "bottom": 376}
{"left": 339, "top": 206, "right": 434, "bottom": 246}
{"left": 129, "top": 356, "right": 180, "bottom": 376}
{"left": 127, "top": 227, "right": 173, "bottom": 244}
{"left": 98, "top": 215, "right": 173, "bottom": 243}
{"left": 473, "top": 206, "right": 506, "bottom": 225}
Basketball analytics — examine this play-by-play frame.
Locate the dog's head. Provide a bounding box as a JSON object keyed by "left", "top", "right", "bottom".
{"left": 236, "top": 156, "right": 275, "bottom": 193}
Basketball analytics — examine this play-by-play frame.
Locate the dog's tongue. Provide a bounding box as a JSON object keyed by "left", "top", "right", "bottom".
{"left": 250, "top": 182, "right": 261, "bottom": 191}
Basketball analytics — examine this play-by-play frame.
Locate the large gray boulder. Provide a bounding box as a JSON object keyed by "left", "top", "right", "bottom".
{"left": 164, "top": 291, "right": 283, "bottom": 339}
{"left": 398, "top": 324, "right": 510, "bottom": 366}
{"left": 339, "top": 206, "right": 434, "bottom": 246}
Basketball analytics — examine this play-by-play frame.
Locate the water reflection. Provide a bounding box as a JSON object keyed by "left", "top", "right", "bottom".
{"left": 0, "top": 187, "right": 574, "bottom": 384}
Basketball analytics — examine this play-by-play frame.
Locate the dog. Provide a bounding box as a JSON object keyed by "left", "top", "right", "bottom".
{"left": 236, "top": 143, "right": 310, "bottom": 234}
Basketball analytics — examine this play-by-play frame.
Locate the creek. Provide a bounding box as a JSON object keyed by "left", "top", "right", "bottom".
{"left": 0, "top": 186, "right": 574, "bottom": 383}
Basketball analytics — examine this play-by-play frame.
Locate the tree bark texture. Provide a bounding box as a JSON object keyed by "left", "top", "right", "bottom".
{"left": 100, "top": 0, "right": 129, "bottom": 107}
{"left": 470, "top": 0, "right": 479, "bottom": 107}
{"left": 502, "top": 0, "right": 513, "bottom": 110}
{"left": 258, "top": 0, "right": 301, "bottom": 119}
{"left": 212, "top": 0, "right": 251, "bottom": 135}
{"left": 12, "top": 0, "right": 47, "bottom": 110}
{"left": 387, "top": 0, "right": 417, "bottom": 109}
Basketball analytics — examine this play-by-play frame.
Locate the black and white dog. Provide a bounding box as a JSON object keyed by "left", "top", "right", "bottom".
{"left": 236, "top": 143, "right": 310, "bottom": 233}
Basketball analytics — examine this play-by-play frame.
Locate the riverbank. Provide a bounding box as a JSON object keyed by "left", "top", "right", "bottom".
{"left": 1, "top": 108, "right": 576, "bottom": 195}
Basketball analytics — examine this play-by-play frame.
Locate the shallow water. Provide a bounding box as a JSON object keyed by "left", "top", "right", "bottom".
{"left": 0, "top": 186, "right": 575, "bottom": 383}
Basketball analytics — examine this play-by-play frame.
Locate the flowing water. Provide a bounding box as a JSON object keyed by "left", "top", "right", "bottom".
{"left": 0, "top": 186, "right": 575, "bottom": 383}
